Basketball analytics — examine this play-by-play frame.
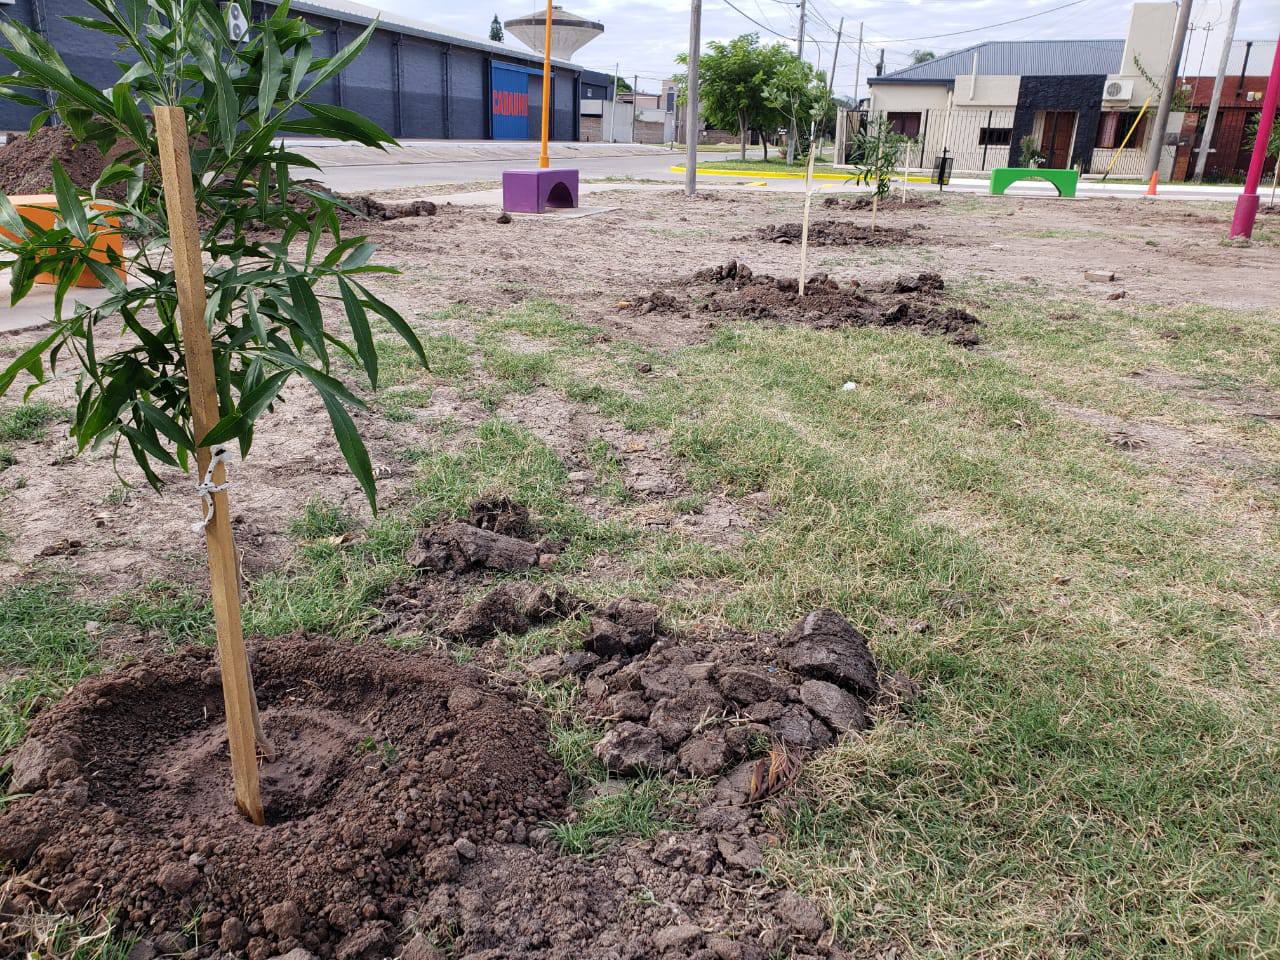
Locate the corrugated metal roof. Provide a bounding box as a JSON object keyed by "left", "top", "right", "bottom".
{"left": 286, "top": 0, "right": 583, "bottom": 70}
{"left": 868, "top": 40, "right": 1124, "bottom": 85}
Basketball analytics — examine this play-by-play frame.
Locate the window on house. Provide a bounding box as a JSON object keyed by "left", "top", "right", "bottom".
{"left": 667, "top": 90, "right": 676, "bottom": 112}
{"left": 978, "top": 127, "right": 1012, "bottom": 146}
{"left": 1096, "top": 111, "right": 1148, "bottom": 149}
{"left": 887, "top": 111, "right": 922, "bottom": 138}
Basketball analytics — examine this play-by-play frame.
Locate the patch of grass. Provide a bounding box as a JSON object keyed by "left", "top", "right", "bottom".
{"left": 0, "top": 580, "right": 103, "bottom": 757}
{"left": 473, "top": 289, "right": 1280, "bottom": 956}
{"left": 550, "top": 776, "right": 689, "bottom": 856}
{"left": 288, "top": 496, "right": 359, "bottom": 541}
{"left": 110, "top": 580, "right": 212, "bottom": 646}
{"left": 1, "top": 914, "right": 137, "bottom": 960}
{"left": 0, "top": 400, "right": 62, "bottom": 443}
{"left": 480, "top": 344, "right": 552, "bottom": 393}
{"left": 0, "top": 446, "right": 15, "bottom": 471}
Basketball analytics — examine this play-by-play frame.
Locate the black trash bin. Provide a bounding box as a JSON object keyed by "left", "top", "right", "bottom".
{"left": 931, "top": 151, "right": 953, "bottom": 188}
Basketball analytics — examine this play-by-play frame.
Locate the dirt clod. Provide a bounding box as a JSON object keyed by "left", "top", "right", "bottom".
{"left": 752, "top": 221, "right": 924, "bottom": 247}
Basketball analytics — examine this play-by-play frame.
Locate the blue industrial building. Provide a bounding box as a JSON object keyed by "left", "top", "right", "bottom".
{"left": 0, "top": 0, "right": 585, "bottom": 141}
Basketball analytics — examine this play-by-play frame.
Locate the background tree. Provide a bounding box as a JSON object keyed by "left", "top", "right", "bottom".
{"left": 762, "top": 55, "right": 830, "bottom": 165}
{"left": 490, "top": 15, "right": 504, "bottom": 42}
{"left": 910, "top": 49, "right": 937, "bottom": 64}
{"left": 676, "top": 34, "right": 779, "bottom": 162}
{"left": 614, "top": 76, "right": 633, "bottom": 94}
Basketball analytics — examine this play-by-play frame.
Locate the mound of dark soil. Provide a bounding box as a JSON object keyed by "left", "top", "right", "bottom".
{"left": 822, "top": 194, "right": 941, "bottom": 212}
{"left": 537, "top": 607, "right": 915, "bottom": 788}
{"left": 0, "top": 635, "right": 569, "bottom": 959}
{"left": 630, "top": 260, "right": 981, "bottom": 347}
{"left": 752, "top": 220, "right": 924, "bottom": 247}
{"left": 338, "top": 193, "right": 437, "bottom": 221}
{"left": 0, "top": 127, "right": 126, "bottom": 198}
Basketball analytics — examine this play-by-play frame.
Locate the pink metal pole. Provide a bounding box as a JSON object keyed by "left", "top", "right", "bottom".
{"left": 1229, "top": 35, "right": 1280, "bottom": 239}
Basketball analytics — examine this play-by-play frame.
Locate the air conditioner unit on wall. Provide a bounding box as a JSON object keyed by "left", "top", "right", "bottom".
{"left": 1103, "top": 78, "right": 1134, "bottom": 101}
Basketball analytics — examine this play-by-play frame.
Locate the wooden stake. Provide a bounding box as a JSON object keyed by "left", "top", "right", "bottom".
{"left": 153, "top": 106, "right": 266, "bottom": 826}
{"left": 798, "top": 121, "right": 818, "bottom": 297}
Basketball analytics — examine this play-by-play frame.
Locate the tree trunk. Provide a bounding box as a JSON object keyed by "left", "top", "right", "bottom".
{"left": 761, "top": 134, "right": 768, "bottom": 161}
{"left": 740, "top": 113, "right": 748, "bottom": 162}
{"left": 871, "top": 192, "right": 879, "bottom": 232}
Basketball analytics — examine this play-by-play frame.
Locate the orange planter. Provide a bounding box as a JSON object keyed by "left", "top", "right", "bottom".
{"left": 0, "top": 193, "right": 125, "bottom": 288}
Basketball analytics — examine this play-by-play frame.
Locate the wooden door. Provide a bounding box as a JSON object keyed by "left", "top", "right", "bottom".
{"left": 1040, "top": 111, "right": 1076, "bottom": 168}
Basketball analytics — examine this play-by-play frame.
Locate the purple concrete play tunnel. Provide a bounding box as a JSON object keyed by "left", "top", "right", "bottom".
{"left": 502, "top": 168, "right": 579, "bottom": 213}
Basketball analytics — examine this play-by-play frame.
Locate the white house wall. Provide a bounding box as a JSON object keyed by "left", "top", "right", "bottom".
{"left": 1113, "top": 1, "right": 1177, "bottom": 106}
{"left": 869, "top": 85, "right": 952, "bottom": 113}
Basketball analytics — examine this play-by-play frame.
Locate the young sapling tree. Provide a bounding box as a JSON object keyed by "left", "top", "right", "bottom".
{"left": 0, "top": 0, "right": 429, "bottom": 822}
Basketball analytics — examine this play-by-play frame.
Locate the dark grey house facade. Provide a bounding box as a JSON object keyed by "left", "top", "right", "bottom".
{"left": 0, "top": 0, "right": 584, "bottom": 141}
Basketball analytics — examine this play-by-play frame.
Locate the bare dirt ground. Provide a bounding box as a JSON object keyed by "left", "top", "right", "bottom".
{"left": 0, "top": 188, "right": 1273, "bottom": 592}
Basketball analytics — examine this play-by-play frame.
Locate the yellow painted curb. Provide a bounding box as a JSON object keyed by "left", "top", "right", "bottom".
{"left": 670, "top": 165, "right": 936, "bottom": 184}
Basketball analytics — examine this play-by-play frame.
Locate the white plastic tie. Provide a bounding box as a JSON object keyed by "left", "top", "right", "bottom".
{"left": 192, "top": 445, "right": 232, "bottom": 534}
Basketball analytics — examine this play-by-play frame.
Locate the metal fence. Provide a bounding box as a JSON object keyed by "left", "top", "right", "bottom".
{"left": 834, "top": 108, "right": 1159, "bottom": 180}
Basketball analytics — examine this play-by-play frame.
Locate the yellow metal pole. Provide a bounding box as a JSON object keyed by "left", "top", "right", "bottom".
{"left": 539, "top": 0, "right": 553, "bottom": 168}
{"left": 1102, "top": 96, "right": 1153, "bottom": 181}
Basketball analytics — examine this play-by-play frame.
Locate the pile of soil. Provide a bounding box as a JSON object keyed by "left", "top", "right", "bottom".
{"left": 751, "top": 220, "right": 924, "bottom": 247}
{"left": 0, "top": 635, "right": 570, "bottom": 959}
{"left": 529, "top": 607, "right": 914, "bottom": 787}
{"left": 375, "top": 501, "right": 571, "bottom": 642}
{"left": 286, "top": 181, "right": 439, "bottom": 223}
{"left": 629, "top": 260, "right": 982, "bottom": 347}
{"left": 338, "top": 193, "right": 438, "bottom": 222}
{"left": 822, "top": 194, "right": 941, "bottom": 212}
{"left": 0, "top": 127, "right": 125, "bottom": 198}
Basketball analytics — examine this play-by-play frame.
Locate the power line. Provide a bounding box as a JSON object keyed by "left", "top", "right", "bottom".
{"left": 854, "top": 0, "right": 1094, "bottom": 45}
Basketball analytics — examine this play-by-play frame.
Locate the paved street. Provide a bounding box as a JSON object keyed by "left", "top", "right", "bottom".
{"left": 292, "top": 139, "right": 1247, "bottom": 203}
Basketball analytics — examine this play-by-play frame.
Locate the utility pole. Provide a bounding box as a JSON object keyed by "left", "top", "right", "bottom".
{"left": 631, "top": 73, "right": 638, "bottom": 143}
{"left": 852, "top": 22, "right": 863, "bottom": 108}
{"left": 1143, "top": 0, "right": 1194, "bottom": 180}
{"left": 877, "top": 48, "right": 885, "bottom": 77}
{"left": 608, "top": 61, "right": 620, "bottom": 143}
{"left": 685, "top": 0, "right": 701, "bottom": 196}
{"left": 1194, "top": 0, "right": 1241, "bottom": 180}
{"left": 788, "top": 0, "right": 808, "bottom": 165}
{"left": 828, "top": 18, "right": 844, "bottom": 93}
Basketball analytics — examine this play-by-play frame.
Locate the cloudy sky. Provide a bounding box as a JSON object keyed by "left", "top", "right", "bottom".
{"left": 390, "top": 0, "right": 1278, "bottom": 100}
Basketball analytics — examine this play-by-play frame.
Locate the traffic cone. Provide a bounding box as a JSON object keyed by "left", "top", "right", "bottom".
{"left": 1146, "top": 171, "right": 1159, "bottom": 197}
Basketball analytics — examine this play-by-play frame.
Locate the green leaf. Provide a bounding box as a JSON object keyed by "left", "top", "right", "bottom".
{"left": 259, "top": 349, "right": 364, "bottom": 409}
{"left": 50, "top": 161, "right": 90, "bottom": 242}
{"left": 0, "top": 329, "right": 59, "bottom": 394}
{"left": 200, "top": 369, "right": 290, "bottom": 446}
{"left": 258, "top": 28, "right": 284, "bottom": 124}
{"left": 287, "top": 41, "right": 313, "bottom": 99}
{"left": 354, "top": 282, "right": 427, "bottom": 369}
{"left": 139, "top": 401, "right": 193, "bottom": 450}
{"left": 284, "top": 274, "right": 329, "bottom": 365}
{"left": 111, "top": 82, "right": 149, "bottom": 146}
{"left": 296, "top": 102, "right": 393, "bottom": 148}
{"left": 319, "top": 387, "right": 377, "bottom": 512}
{"left": 338, "top": 276, "right": 377, "bottom": 389}
{"left": 304, "top": 19, "right": 377, "bottom": 95}
{"left": 0, "top": 193, "right": 26, "bottom": 238}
